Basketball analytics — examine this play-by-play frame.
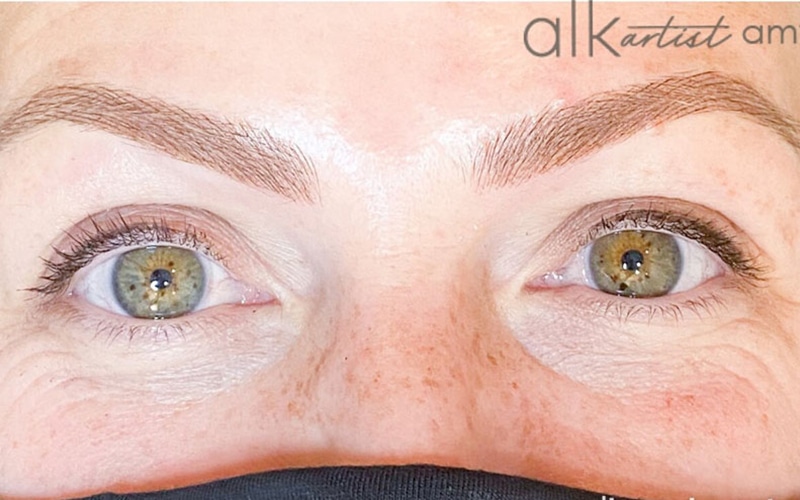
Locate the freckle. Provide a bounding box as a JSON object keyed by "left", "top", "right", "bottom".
{"left": 287, "top": 401, "right": 304, "bottom": 418}
{"left": 511, "top": 381, "right": 519, "bottom": 390}
{"left": 486, "top": 353, "right": 498, "bottom": 366}
{"left": 422, "top": 376, "right": 439, "bottom": 388}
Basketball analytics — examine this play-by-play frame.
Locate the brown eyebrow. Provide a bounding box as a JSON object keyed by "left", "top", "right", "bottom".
{"left": 473, "top": 71, "right": 800, "bottom": 190}
{"left": 0, "top": 84, "right": 319, "bottom": 203}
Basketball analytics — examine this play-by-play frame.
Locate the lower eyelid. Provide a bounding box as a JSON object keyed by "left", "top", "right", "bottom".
{"left": 41, "top": 296, "right": 282, "bottom": 348}
{"left": 524, "top": 282, "right": 730, "bottom": 324}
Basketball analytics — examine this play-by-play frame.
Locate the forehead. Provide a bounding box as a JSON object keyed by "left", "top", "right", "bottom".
{"left": 1, "top": 3, "right": 799, "bottom": 154}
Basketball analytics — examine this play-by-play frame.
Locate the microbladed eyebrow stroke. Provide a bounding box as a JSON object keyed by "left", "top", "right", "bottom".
{"left": 0, "top": 85, "right": 320, "bottom": 204}
{"left": 473, "top": 71, "right": 800, "bottom": 190}
{"left": 1, "top": 71, "right": 797, "bottom": 200}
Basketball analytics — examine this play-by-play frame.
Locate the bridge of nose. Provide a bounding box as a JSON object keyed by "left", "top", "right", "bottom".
{"left": 300, "top": 255, "right": 519, "bottom": 464}
{"left": 238, "top": 182, "right": 600, "bottom": 478}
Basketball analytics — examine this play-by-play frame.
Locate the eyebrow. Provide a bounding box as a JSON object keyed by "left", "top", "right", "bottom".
{"left": 0, "top": 84, "right": 319, "bottom": 203}
{"left": 473, "top": 71, "right": 800, "bottom": 190}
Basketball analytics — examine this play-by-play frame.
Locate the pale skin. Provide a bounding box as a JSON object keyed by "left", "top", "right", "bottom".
{"left": 1, "top": 3, "right": 800, "bottom": 499}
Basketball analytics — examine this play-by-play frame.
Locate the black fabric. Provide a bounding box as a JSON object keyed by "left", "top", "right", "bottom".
{"left": 83, "top": 464, "right": 638, "bottom": 499}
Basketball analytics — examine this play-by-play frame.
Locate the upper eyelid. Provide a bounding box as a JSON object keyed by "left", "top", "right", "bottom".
{"left": 28, "top": 203, "right": 303, "bottom": 308}
{"left": 29, "top": 209, "right": 226, "bottom": 298}
{"left": 35, "top": 230, "right": 215, "bottom": 297}
{"left": 583, "top": 208, "right": 763, "bottom": 280}
{"left": 523, "top": 197, "right": 766, "bottom": 283}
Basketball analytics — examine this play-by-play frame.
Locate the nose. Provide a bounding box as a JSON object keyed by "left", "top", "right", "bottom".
{"left": 311, "top": 256, "right": 502, "bottom": 469}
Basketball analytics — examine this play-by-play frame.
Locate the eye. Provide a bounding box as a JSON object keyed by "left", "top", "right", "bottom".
{"left": 543, "top": 229, "right": 725, "bottom": 298}
{"left": 589, "top": 230, "right": 681, "bottom": 297}
{"left": 72, "top": 244, "right": 253, "bottom": 319}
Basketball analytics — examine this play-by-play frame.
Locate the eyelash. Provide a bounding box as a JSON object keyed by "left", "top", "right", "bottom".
{"left": 30, "top": 214, "right": 222, "bottom": 298}
{"left": 585, "top": 207, "right": 763, "bottom": 282}
{"left": 558, "top": 207, "right": 764, "bottom": 322}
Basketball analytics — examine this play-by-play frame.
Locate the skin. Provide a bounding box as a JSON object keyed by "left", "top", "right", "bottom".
{"left": 1, "top": 3, "right": 800, "bottom": 499}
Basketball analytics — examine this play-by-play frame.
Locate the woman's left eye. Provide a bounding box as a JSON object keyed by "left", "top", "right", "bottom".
{"left": 543, "top": 229, "right": 725, "bottom": 298}
{"left": 72, "top": 245, "right": 253, "bottom": 319}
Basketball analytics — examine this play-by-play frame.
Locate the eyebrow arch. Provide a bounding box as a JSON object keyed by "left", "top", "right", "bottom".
{"left": 474, "top": 71, "right": 800, "bottom": 190}
{"left": 0, "top": 84, "right": 319, "bottom": 203}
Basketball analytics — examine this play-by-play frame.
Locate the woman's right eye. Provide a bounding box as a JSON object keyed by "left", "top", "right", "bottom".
{"left": 71, "top": 244, "right": 267, "bottom": 319}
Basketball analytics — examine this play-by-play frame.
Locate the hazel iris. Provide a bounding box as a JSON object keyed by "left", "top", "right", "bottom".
{"left": 112, "top": 246, "right": 205, "bottom": 318}
{"left": 589, "top": 230, "right": 681, "bottom": 298}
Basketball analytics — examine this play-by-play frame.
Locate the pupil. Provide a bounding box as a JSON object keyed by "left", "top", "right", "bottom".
{"left": 621, "top": 249, "right": 644, "bottom": 272}
{"left": 149, "top": 268, "right": 173, "bottom": 291}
